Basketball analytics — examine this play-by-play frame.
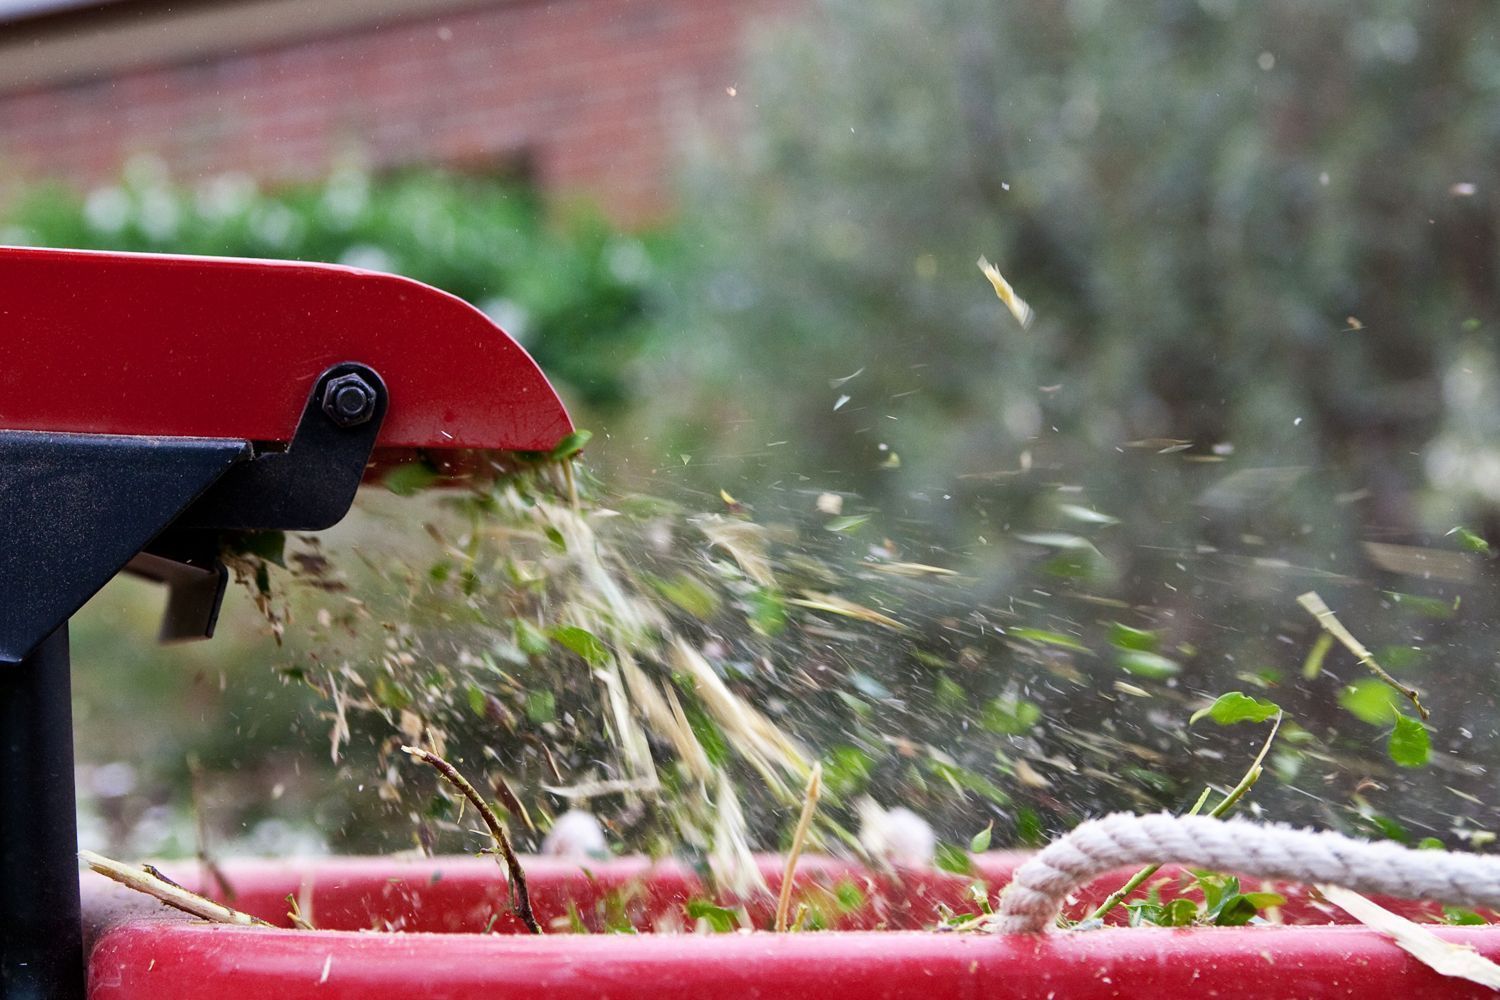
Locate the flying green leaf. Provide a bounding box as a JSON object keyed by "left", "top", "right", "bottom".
{"left": 1190, "top": 691, "right": 1282, "bottom": 726}
{"left": 1383, "top": 591, "right": 1458, "bottom": 621}
{"left": 1118, "top": 650, "right": 1181, "bottom": 679}
{"left": 384, "top": 461, "right": 441, "bottom": 497}
{"left": 1339, "top": 678, "right": 1402, "bottom": 725}
{"left": 822, "top": 746, "right": 873, "bottom": 798}
{"left": 685, "top": 898, "right": 738, "bottom": 932}
{"left": 1010, "top": 627, "right": 1089, "bottom": 652}
{"left": 525, "top": 690, "right": 556, "bottom": 725}
{"left": 980, "top": 696, "right": 1041, "bottom": 735}
{"left": 825, "top": 514, "right": 870, "bottom": 533}
{"left": 1450, "top": 526, "right": 1491, "bottom": 555}
{"left": 935, "top": 842, "right": 974, "bottom": 875}
{"left": 1389, "top": 713, "right": 1431, "bottom": 768}
{"left": 513, "top": 619, "right": 552, "bottom": 657}
{"left": 1109, "top": 622, "right": 1158, "bottom": 652}
{"left": 648, "top": 572, "right": 720, "bottom": 620}
{"left": 1301, "top": 632, "right": 1333, "bottom": 680}
{"left": 747, "top": 588, "right": 787, "bottom": 637}
{"left": 970, "top": 823, "right": 993, "bottom": 853}
{"left": 548, "top": 429, "right": 593, "bottom": 461}
{"left": 548, "top": 625, "right": 609, "bottom": 667}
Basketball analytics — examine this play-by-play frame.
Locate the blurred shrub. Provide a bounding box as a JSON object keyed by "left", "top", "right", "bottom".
{"left": 642, "top": 0, "right": 1500, "bottom": 541}
{"left": 1, "top": 159, "right": 679, "bottom": 410}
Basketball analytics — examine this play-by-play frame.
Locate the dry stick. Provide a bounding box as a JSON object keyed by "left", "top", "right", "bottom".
{"left": 81, "top": 850, "right": 269, "bottom": 926}
{"left": 1087, "top": 713, "right": 1282, "bottom": 923}
{"left": 401, "top": 745, "right": 542, "bottom": 934}
{"left": 285, "top": 893, "right": 317, "bottom": 931}
{"left": 775, "top": 763, "right": 822, "bottom": 932}
{"left": 1298, "top": 591, "right": 1429, "bottom": 720}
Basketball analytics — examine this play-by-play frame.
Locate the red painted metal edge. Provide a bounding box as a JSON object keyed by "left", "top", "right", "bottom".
{"left": 84, "top": 855, "right": 1500, "bottom": 999}
{"left": 0, "top": 246, "right": 573, "bottom": 454}
{"left": 89, "top": 920, "right": 1500, "bottom": 1000}
{"left": 147, "top": 854, "right": 1468, "bottom": 934}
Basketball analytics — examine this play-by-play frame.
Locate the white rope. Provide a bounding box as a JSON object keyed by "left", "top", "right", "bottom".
{"left": 996, "top": 812, "right": 1500, "bottom": 934}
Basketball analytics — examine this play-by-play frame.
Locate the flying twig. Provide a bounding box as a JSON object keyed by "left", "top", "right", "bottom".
{"left": 401, "top": 745, "right": 542, "bottom": 934}
{"left": 1298, "top": 591, "right": 1428, "bottom": 720}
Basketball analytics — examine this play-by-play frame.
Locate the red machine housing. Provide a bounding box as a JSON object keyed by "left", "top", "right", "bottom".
{"left": 0, "top": 246, "right": 573, "bottom": 456}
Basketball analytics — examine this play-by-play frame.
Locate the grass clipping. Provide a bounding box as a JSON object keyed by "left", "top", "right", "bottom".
{"left": 1321, "top": 885, "right": 1500, "bottom": 990}
{"left": 283, "top": 470, "right": 816, "bottom": 900}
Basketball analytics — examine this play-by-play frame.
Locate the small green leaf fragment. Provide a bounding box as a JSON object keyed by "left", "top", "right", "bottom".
{"left": 980, "top": 697, "right": 1042, "bottom": 735}
{"left": 935, "top": 676, "right": 966, "bottom": 712}
{"left": 1389, "top": 713, "right": 1431, "bottom": 768}
{"left": 1301, "top": 632, "right": 1333, "bottom": 680}
{"left": 1010, "top": 627, "right": 1089, "bottom": 652}
{"left": 680, "top": 698, "right": 730, "bottom": 767}
{"left": 1118, "top": 650, "right": 1181, "bottom": 679}
{"left": 1383, "top": 591, "right": 1457, "bottom": 620}
{"left": 970, "top": 823, "right": 993, "bottom": 853}
{"left": 1339, "top": 678, "right": 1402, "bottom": 725}
{"left": 1163, "top": 898, "right": 1200, "bottom": 926}
{"left": 833, "top": 879, "right": 866, "bottom": 913}
{"left": 372, "top": 676, "right": 412, "bottom": 711}
{"left": 1190, "top": 691, "right": 1281, "bottom": 726}
{"left": 513, "top": 619, "right": 552, "bottom": 657}
{"left": 548, "top": 429, "right": 594, "bottom": 461}
{"left": 1451, "top": 526, "right": 1491, "bottom": 555}
{"left": 1015, "top": 808, "right": 1044, "bottom": 848}
{"left": 526, "top": 690, "right": 557, "bottom": 725}
{"left": 1109, "top": 622, "right": 1158, "bottom": 652}
{"left": 684, "top": 898, "right": 738, "bottom": 932}
{"left": 1443, "top": 906, "right": 1487, "bottom": 926}
{"left": 927, "top": 761, "right": 1011, "bottom": 806}
{"left": 649, "top": 572, "right": 720, "bottom": 620}
{"left": 548, "top": 625, "right": 609, "bottom": 667}
{"left": 747, "top": 588, "right": 787, "bottom": 636}
{"left": 822, "top": 746, "right": 874, "bottom": 798}
{"left": 384, "top": 461, "right": 441, "bottom": 497}
{"left": 935, "top": 842, "right": 974, "bottom": 875}
{"left": 825, "top": 514, "right": 870, "bottom": 533}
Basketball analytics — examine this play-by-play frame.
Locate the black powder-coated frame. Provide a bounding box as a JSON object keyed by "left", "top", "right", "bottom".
{"left": 0, "top": 363, "right": 386, "bottom": 1000}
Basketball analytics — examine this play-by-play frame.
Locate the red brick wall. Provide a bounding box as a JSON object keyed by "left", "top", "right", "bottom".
{"left": 0, "top": 0, "right": 795, "bottom": 224}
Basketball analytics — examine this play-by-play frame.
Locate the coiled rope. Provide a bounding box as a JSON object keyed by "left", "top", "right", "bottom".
{"left": 996, "top": 812, "right": 1500, "bottom": 934}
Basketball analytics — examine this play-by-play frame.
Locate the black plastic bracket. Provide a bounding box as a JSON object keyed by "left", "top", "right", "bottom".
{"left": 176, "top": 362, "right": 388, "bottom": 532}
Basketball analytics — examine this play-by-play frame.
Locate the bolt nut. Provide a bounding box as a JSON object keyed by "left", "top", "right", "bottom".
{"left": 321, "top": 372, "right": 378, "bottom": 428}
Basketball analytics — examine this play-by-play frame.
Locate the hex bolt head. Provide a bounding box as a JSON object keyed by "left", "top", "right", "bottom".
{"left": 321, "top": 372, "right": 378, "bottom": 428}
